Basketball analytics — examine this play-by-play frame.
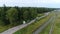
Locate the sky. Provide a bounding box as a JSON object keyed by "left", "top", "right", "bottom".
{"left": 0, "top": 0, "right": 60, "bottom": 8}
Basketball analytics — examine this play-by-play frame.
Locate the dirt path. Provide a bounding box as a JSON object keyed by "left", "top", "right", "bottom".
{"left": 33, "top": 16, "right": 54, "bottom": 34}
{"left": 49, "top": 16, "right": 55, "bottom": 34}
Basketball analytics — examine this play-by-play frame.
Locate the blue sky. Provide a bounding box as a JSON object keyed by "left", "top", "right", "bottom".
{"left": 0, "top": 0, "right": 60, "bottom": 8}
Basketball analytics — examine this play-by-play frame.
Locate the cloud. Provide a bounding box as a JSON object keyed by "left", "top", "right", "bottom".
{"left": 0, "top": 0, "right": 4, "bottom": 6}
{"left": 39, "top": 0, "right": 60, "bottom": 4}
{"left": 0, "top": 0, "right": 60, "bottom": 8}
{"left": 4, "top": 0, "right": 60, "bottom": 5}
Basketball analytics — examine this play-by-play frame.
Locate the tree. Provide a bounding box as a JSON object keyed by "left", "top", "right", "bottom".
{"left": 29, "top": 8, "right": 37, "bottom": 20}
{"left": 6, "top": 8, "right": 18, "bottom": 25}
{"left": 0, "top": 4, "right": 10, "bottom": 25}
{"left": 0, "top": 8, "right": 5, "bottom": 26}
{"left": 15, "top": 6, "right": 23, "bottom": 24}
{"left": 23, "top": 11, "right": 29, "bottom": 21}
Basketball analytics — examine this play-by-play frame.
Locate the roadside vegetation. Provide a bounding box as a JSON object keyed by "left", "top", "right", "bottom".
{"left": 52, "top": 12, "right": 60, "bottom": 34}
{"left": 13, "top": 12, "right": 53, "bottom": 34}
{"left": 39, "top": 21, "right": 52, "bottom": 34}
{"left": 39, "top": 12, "right": 55, "bottom": 34}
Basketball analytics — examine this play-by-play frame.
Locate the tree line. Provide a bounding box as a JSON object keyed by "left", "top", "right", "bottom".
{"left": 0, "top": 5, "right": 55, "bottom": 26}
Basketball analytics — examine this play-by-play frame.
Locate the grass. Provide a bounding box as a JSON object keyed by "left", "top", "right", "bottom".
{"left": 0, "top": 23, "right": 24, "bottom": 33}
{"left": 14, "top": 13, "right": 52, "bottom": 34}
{"left": 39, "top": 21, "right": 52, "bottom": 34}
{"left": 37, "top": 14, "right": 44, "bottom": 17}
{"left": 39, "top": 17, "right": 54, "bottom": 34}
{"left": 0, "top": 24, "right": 18, "bottom": 33}
{"left": 39, "top": 12, "right": 55, "bottom": 34}
{"left": 0, "top": 25, "right": 12, "bottom": 33}
{"left": 52, "top": 13, "right": 60, "bottom": 34}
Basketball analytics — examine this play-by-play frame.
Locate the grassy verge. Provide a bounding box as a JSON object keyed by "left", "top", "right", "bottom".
{"left": 0, "top": 24, "right": 18, "bottom": 33}
{"left": 14, "top": 13, "right": 52, "bottom": 34}
{"left": 39, "top": 12, "right": 55, "bottom": 34}
{"left": 40, "top": 23, "right": 51, "bottom": 34}
{"left": 52, "top": 13, "right": 60, "bottom": 34}
{"left": 37, "top": 14, "right": 44, "bottom": 17}
{"left": 0, "top": 25, "right": 12, "bottom": 33}
{"left": 39, "top": 18, "right": 54, "bottom": 34}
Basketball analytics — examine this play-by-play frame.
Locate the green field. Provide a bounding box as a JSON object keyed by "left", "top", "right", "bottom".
{"left": 14, "top": 13, "right": 52, "bottom": 34}
{"left": 53, "top": 12, "right": 60, "bottom": 34}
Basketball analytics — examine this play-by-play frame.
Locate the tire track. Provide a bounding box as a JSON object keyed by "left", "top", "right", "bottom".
{"left": 33, "top": 16, "right": 54, "bottom": 34}
{"left": 49, "top": 15, "right": 56, "bottom": 34}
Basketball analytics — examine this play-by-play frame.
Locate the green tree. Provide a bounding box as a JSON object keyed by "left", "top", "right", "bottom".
{"left": 6, "top": 8, "right": 18, "bottom": 25}
{"left": 23, "top": 11, "right": 29, "bottom": 21}
{"left": 0, "top": 8, "right": 5, "bottom": 26}
{"left": 15, "top": 6, "right": 23, "bottom": 24}
{"left": 29, "top": 8, "right": 37, "bottom": 20}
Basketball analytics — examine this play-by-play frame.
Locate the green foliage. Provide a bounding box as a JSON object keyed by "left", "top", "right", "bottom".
{"left": 23, "top": 11, "right": 29, "bottom": 21}
{"left": 0, "top": 20, "right": 4, "bottom": 26}
{"left": 6, "top": 8, "right": 18, "bottom": 25}
{"left": 29, "top": 8, "right": 37, "bottom": 19}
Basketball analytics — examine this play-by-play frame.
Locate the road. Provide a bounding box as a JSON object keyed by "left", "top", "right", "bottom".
{"left": 33, "top": 15, "right": 55, "bottom": 34}
{"left": 0, "top": 13, "right": 49, "bottom": 34}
